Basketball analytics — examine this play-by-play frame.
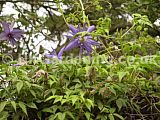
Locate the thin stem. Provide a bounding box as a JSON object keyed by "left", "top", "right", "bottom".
{"left": 79, "top": 0, "right": 86, "bottom": 23}
{"left": 121, "top": 24, "right": 135, "bottom": 38}
{"left": 56, "top": 0, "right": 68, "bottom": 25}
{"left": 98, "top": 38, "right": 114, "bottom": 58}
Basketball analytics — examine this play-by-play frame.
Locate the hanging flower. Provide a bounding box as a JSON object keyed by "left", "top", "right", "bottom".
{"left": 44, "top": 46, "right": 65, "bottom": 63}
{"left": 0, "top": 22, "right": 24, "bottom": 46}
{"left": 64, "top": 23, "right": 99, "bottom": 55}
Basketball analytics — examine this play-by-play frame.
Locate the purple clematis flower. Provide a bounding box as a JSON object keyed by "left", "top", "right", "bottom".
{"left": 64, "top": 23, "right": 99, "bottom": 55}
{"left": 44, "top": 46, "right": 65, "bottom": 63}
{"left": 0, "top": 22, "right": 24, "bottom": 46}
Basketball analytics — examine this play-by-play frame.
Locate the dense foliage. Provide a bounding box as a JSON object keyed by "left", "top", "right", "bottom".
{"left": 0, "top": 0, "right": 160, "bottom": 120}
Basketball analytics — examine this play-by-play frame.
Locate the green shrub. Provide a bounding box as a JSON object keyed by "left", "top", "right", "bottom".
{"left": 1, "top": 54, "right": 160, "bottom": 120}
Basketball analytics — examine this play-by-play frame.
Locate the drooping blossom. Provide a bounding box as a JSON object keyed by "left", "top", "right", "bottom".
{"left": 0, "top": 22, "right": 24, "bottom": 46}
{"left": 44, "top": 46, "right": 65, "bottom": 63}
{"left": 64, "top": 23, "right": 99, "bottom": 55}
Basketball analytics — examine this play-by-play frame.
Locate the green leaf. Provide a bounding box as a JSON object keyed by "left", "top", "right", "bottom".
{"left": 42, "top": 105, "right": 58, "bottom": 114}
{"left": 16, "top": 81, "right": 23, "bottom": 94}
{"left": 85, "top": 112, "right": 91, "bottom": 120}
{"left": 51, "top": 88, "right": 57, "bottom": 95}
{"left": 54, "top": 96, "right": 63, "bottom": 104}
{"left": 113, "top": 113, "right": 124, "bottom": 120}
{"left": 109, "top": 114, "right": 115, "bottom": 120}
{"left": 48, "top": 80, "right": 56, "bottom": 87}
{"left": 109, "top": 86, "right": 116, "bottom": 95}
{"left": 18, "top": 17, "right": 29, "bottom": 26}
{"left": 136, "top": 25, "right": 142, "bottom": 31}
{"left": 117, "top": 71, "right": 128, "bottom": 81}
{"left": 49, "top": 114, "right": 57, "bottom": 120}
{"left": 27, "top": 102, "right": 37, "bottom": 109}
{"left": 85, "top": 99, "right": 94, "bottom": 111}
{"left": 18, "top": 102, "right": 28, "bottom": 116}
{"left": 0, "top": 101, "right": 7, "bottom": 113}
{"left": 80, "top": 91, "right": 85, "bottom": 102}
{"left": 45, "top": 96, "right": 56, "bottom": 102}
{"left": 32, "top": 84, "right": 43, "bottom": 89}
{"left": 116, "top": 99, "right": 123, "bottom": 111}
{"left": 30, "top": 90, "right": 36, "bottom": 98}
{"left": 42, "top": 108, "right": 53, "bottom": 113}
{"left": 109, "top": 108, "right": 116, "bottom": 113}
{"left": 24, "top": 81, "right": 31, "bottom": 88}
{"left": 101, "top": 107, "right": 109, "bottom": 113}
{"left": 97, "top": 100, "right": 103, "bottom": 110}
{"left": 96, "top": 114, "right": 107, "bottom": 120}
{"left": 61, "top": 99, "right": 67, "bottom": 105}
{"left": 0, "top": 111, "right": 8, "bottom": 120}
{"left": 57, "top": 112, "right": 66, "bottom": 120}
{"left": 11, "top": 101, "right": 16, "bottom": 112}
{"left": 70, "top": 95, "right": 78, "bottom": 105}
{"left": 66, "top": 111, "right": 75, "bottom": 119}
{"left": 37, "top": 111, "right": 42, "bottom": 120}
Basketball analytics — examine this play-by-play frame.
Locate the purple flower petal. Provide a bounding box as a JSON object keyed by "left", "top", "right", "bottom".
{"left": 84, "top": 36, "right": 92, "bottom": 39}
{"left": 0, "top": 22, "right": 24, "bottom": 46}
{"left": 45, "top": 54, "right": 55, "bottom": 58}
{"left": 82, "top": 23, "right": 87, "bottom": 31}
{"left": 58, "top": 46, "right": 65, "bottom": 60}
{"left": 77, "top": 23, "right": 81, "bottom": 32}
{"left": 0, "top": 32, "right": 8, "bottom": 40}
{"left": 68, "top": 24, "right": 78, "bottom": 33}
{"left": 83, "top": 42, "right": 92, "bottom": 55}
{"left": 87, "top": 25, "right": 95, "bottom": 32}
{"left": 64, "top": 39, "right": 79, "bottom": 51}
{"left": 50, "top": 48, "right": 57, "bottom": 56}
{"left": 12, "top": 34, "right": 23, "bottom": 40}
{"left": 65, "top": 32, "right": 74, "bottom": 38}
{"left": 1, "top": 22, "right": 10, "bottom": 33}
{"left": 9, "top": 37, "right": 16, "bottom": 46}
{"left": 80, "top": 45, "right": 83, "bottom": 53}
{"left": 86, "top": 39, "right": 100, "bottom": 46}
{"left": 45, "top": 59, "right": 51, "bottom": 64}
{"left": 9, "top": 23, "right": 14, "bottom": 31}
{"left": 65, "top": 35, "right": 73, "bottom": 38}
{"left": 45, "top": 48, "right": 57, "bottom": 58}
{"left": 11, "top": 29, "right": 24, "bottom": 40}
{"left": 65, "top": 23, "right": 97, "bottom": 56}
{"left": 12, "top": 29, "right": 24, "bottom": 34}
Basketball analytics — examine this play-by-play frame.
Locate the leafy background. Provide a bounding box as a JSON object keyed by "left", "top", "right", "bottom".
{"left": 0, "top": 0, "right": 160, "bottom": 120}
